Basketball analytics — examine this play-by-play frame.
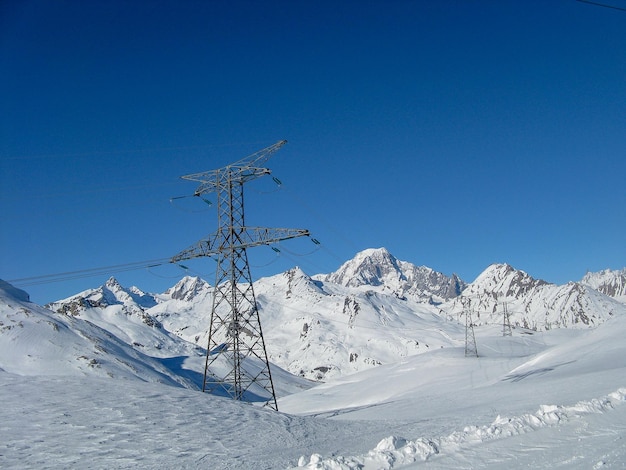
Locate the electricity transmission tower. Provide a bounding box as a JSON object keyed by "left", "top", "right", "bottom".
{"left": 502, "top": 301, "right": 512, "bottom": 337}
{"left": 463, "top": 301, "right": 478, "bottom": 357}
{"left": 171, "top": 140, "right": 309, "bottom": 410}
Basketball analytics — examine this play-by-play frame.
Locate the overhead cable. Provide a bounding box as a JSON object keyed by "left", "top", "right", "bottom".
{"left": 576, "top": 0, "right": 626, "bottom": 12}
{"left": 8, "top": 257, "right": 173, "bottom": 287}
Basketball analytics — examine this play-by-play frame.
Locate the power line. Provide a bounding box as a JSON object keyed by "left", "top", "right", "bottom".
{"left": 7, "top": 257, "right": 174, "bottom": 287}
{"left": 1, "top": 141, "right": 271, "bottom": 161}
{"left": 6, "top": 233, "right": 325, "bottom": 288}
{"left": 576, "top": 0, "right": 626, "bottom": 12}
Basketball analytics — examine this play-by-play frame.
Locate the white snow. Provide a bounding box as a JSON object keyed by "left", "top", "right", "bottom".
{"left": 281, "top": 317, "right": 626, "bottom": 468}
{"left": 2, "top": 255, "right": 626, "bottom": 469}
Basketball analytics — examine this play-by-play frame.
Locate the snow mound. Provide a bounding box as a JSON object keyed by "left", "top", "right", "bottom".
{"left": 294, "top": 388, "right": 626, "bottom": 469}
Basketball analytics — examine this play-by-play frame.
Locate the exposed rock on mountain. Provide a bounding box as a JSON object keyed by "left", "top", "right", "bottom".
{"left": 47, "top": 276, "right": 160, "bottom": 325}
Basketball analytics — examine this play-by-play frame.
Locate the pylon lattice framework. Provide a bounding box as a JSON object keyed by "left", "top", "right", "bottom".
{"left": 502, "top": 301, "right": 512, "bottom": 337}
{"left": 171, "top": 140, "right": 309, "bottom": 410}
{"left": 464, "top": 308, "right": 478, "bottom": 357}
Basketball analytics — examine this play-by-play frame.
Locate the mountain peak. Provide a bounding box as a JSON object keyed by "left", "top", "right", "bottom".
{"left": 471, "top": 263, "right": 549, "bottom": 298}
{"left": 444, "top": 262, "right": 626, "bottom": 330}
{"left": 581, "top": 268, "right": 626, "bottom": 302}
{"left": 104, "top": 276, "right": 123, "bottom": 290}
{"left": 99, "top": 276, "right": 135, "bottom": 305}
{"left": 476, "top": 262, "right": 544, "bottom": 284}
{"left": 355, "top": 247, "right": 392, "bottom": 259}
{"left": 325, "top": 247, "right": 401, "bottom": 288}
{"left": 320, "top": 248, "right": 465, "bottom": 303}
{"left": 166, "top": 276, "right": 211, "bottom": 301}
{"left": 50, "top": 277, "right": 158, "bottom": 309}
{"left": 0, "top": 279, "right": 30, "bottom": 303}
{"left": 284, "top": 266, "right": 310, "bottom": 279}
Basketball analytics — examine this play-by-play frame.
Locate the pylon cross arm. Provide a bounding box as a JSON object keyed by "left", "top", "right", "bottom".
{"left": 179, "top": 140, "right": 287, "bottom": 196}
{"left": 171, "top": 227, "right": 310, "bottom": 263}
{"left": 185, "top": 167, "right": 272, "bottom": 196}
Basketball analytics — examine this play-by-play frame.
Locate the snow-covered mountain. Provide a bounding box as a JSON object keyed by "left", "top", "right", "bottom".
{"left": 316, "top": 247, "right": 466, "bottom": 304}
{"left": 163, "top": 275, "right": 212, "bottom": 302}
{"left": 46, "top": 277, "right": 197, "bottom": 357}
{"left": 580, "top": 268, "right": 626, "bottom": 303}
{"left": 3, "top": 273, "right": 626, "bottom": 469}
{"left": 40, "top": 248, "right": 469, "bottom": 382}
{"left": 256, "top": 267, "right": 464, "bottom": 381}
{"left": 42, "top": 251, "right": 626, "bottom": 382}
{"left": 0, "top": 279, "right": 197, "bottom": 387}
{"left": 441, "top": 263, "right": 626, "bottom": 330}
{"left": 144, "top": 267, "right": 462, "bottom": 381}
{"left": 49, "top": 250, "right": 466, "bottom": 382}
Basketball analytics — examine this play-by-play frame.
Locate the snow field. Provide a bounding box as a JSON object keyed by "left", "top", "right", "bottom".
{"left": 294, "top": 389, "right": 626, "bottom": 469}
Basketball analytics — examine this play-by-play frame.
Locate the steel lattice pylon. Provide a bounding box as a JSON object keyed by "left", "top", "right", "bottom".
{"left": 502, "top": 301, "right": 512, "bottom": 337}
{"left": 464, "top": 308, "right": 478, "bottom": 357}
{"left": 171, "top": 140, "right": 309, "bottom": 410}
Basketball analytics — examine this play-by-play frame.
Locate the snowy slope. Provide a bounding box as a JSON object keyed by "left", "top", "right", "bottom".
{"left": 42, "top": 277, "right": 313, "bottom": 398}
{"left": 440, "top": 263, "right": 626, "bottom": 330}
{"left": 149, "top": 258, "right": 626, "bottom": 381}
{"left": 0, "top": 279, "right": 197, "bottom": 387}
{"left": 44, "top": 249, "right": 468, "bottom": 382}
{"left": 146, "top": 268, "right": 463, "bottom": 381}
{"left": 257, "top": 267, "right": 464, "bottom": 380}
{"left": 4, "top": 249, "right": 626, "bottom": 469}
{"left": 46, "top": 277, "right": 204, "bottom": 358}
{"left": 281, "top": 315, "right": 626, "bottom": 469}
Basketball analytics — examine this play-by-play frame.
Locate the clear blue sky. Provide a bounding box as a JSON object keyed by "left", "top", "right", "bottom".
{"left": 2, "top": 0, "right": 625, "bottom": 304}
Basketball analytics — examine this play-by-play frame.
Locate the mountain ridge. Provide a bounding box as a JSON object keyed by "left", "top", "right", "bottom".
{"left": 580, "top": 268, "right": 626, "bottom": 303}
{"left": 315, "top": 247, "right": 467, "bottom": 304}
{"left": 440, "top": 263, "right": 625, "bottom": 330}
{"left": 32, "top": 248, "right": 626, "bottom": 381}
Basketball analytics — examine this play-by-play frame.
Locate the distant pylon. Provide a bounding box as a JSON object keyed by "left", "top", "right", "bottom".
{"left": 502, "top": 301, "right": 512, "bottom": 337}
{"left": 464, "top": 306, "right": 478, "bottom": 357}
{"left": 171, "top": 140, "right": 310, "bottom": 410}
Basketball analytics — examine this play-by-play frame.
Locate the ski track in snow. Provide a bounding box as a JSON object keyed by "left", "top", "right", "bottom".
{"left": 294, "top": 388, "right": 626, "bottom": 469}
